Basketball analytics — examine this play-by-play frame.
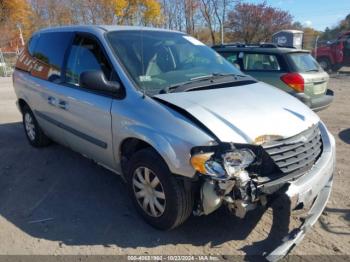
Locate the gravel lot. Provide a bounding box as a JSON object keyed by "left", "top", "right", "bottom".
{"left": 0, "top": 76, "right": 349, "bottom": 258}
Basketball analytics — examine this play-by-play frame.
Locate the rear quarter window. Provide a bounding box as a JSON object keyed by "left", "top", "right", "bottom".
{"left": 15, "top": 35, "right": 39, "bottom": 73}
{"left": 28, "top": 35, "right": 39, "bottom": 56}
{"left": 30, "top": 32, "right": 73, "bottom": 82}
{"left": 288, "top": 52, "right": 321, "bottom": 72}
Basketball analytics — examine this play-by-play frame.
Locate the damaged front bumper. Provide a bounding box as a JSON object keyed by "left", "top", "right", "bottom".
{"left": 265, "top": 122, "right": 336, "bottom": 260}
{"left": 192, "top": 122, "right": 336, "bottom": 260}
{"left": 266, "top": 178, "right": 332, "bottom": 261}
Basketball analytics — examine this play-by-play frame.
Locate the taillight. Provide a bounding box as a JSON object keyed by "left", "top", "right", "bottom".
{"left": 280, "top": 73, "right": 304, "bottom": 92}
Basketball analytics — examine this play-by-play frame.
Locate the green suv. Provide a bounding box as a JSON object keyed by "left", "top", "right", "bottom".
{"left": 213, "top": 44, "right": 333, "bottom": 111}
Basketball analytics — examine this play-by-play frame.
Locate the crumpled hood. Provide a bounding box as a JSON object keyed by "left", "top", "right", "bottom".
{"left": 155, "top": 82, "right": 320, "bottom": 143}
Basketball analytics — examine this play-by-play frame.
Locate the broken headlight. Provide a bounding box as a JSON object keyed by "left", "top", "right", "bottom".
{"left": 190, "top": 147, "right": 255, "bottom": 180}
{"left": 222, "top": 149, "right": 255, "bottom": 175}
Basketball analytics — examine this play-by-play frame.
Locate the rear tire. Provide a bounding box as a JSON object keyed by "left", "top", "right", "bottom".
{"left": 22, "top": 105, "right": 51, "bottom": 147}
{"left": 126, "top": 148, "right": 193, "bottom": 230}
{"left": 331, "top": 64, "right": 342, "bottom": 72}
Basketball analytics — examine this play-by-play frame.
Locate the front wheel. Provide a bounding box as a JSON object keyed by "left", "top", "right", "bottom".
{"left": 126, "top": 148, "right": 193, "bottom": 230}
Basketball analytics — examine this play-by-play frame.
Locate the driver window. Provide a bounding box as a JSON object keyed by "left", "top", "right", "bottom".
{"left": 65, "top": 35, "right": 112, "bottom": 87}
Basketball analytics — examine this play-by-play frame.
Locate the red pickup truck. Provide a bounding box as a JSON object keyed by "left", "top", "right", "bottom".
{"left": 313, "top": 31, "right": 350, "bottom": 72}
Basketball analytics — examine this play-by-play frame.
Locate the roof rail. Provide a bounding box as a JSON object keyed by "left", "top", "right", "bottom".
{"left": 212, "top": 42, "right": 298, "bottom": 49}
{"left": 212, "top": 42, "right": 246, "bottom": 48}
{"left": 260, "top": 42, "right": 298, "bottom": 49}
{"left": 259, "top": 43, "right": 278, "bottom": 48}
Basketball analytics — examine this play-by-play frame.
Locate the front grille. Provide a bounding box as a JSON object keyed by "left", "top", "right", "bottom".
{"left": 263, "top": 125, "right": 323, "bottom": 177}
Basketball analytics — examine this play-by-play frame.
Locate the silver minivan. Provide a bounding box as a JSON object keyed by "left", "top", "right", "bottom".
{"left": 13, "top": 26, "right": 335, "bottom": 259}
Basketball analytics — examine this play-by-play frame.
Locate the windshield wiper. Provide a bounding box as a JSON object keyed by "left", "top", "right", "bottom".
{"left": 159, "top": 73, "right": 248, "bottom": 94}
{"left": 189, "top": 73, "right": 241, "bottom": 81}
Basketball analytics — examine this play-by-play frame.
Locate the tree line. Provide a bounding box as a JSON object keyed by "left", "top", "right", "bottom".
{"left": 0, "top": 0, "right": 349, "bottom": 49}
{"left": 0, "top": 0, "right": 295, "bottom": 46}
{"left": 321, "top": 14, "right": 350, "bottom": 41}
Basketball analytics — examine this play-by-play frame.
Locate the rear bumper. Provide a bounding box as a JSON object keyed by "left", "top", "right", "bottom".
{"left": 295, "top": 89, "right": 334, "bottom": 112}
{"left": 265, "top": 122, "right": 336, "bottom": 261}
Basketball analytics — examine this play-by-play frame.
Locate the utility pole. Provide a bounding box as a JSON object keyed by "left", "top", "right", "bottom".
{"left": 314, "top": 35, "right": 319, "bottom": 58}
{"left": 221, "top": 22, "right": 224, "bottom": 45}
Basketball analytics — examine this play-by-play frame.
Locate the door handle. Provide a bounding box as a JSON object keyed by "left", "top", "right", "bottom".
{"left": 48, "top": 96, "right": 56, "bottom": 106}
{"left": 58, "top": 100, "right": 68, "bottom": 110}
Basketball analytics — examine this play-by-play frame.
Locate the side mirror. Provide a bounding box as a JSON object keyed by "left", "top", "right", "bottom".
{"left": 79, "top": 70, "right": 120, "bottom": 93}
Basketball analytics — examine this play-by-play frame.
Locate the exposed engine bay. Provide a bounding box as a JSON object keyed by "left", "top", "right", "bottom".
{"left": 191, "top": 143, "right": 265, "bottom": 218}
{"left": 194, "top": 169, "right": 263, "bottom": 218}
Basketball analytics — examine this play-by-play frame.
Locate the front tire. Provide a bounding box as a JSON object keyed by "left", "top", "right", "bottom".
{"left": 22, "top": 105, "right": 51, "bottom": 147}
{"left": 126, "top": 148, "right": 193, "bottom": 230}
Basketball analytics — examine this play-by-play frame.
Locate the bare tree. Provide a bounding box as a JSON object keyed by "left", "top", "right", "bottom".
{"left": 226, "top": 2, "right": 293, "bottom": 43}
{"left": 29, "top": 0, "right": 117, "bottom": 26}
{"left": 212, "top": 0, "right": 235, "bottom": 44}
{"left": 174, "top": 0, "right": 185, "bottom": 31}
{"left": 162, "top": 0, "right": 185, "bottom": 31}
{"left": 184, "top": 0, "right": 198, "bottom": 35}
{"left": 199, "top": 0, "right": 235, "bottom": 44}
{"left": 199, "top": 0, "right": 216, "bottom": 44}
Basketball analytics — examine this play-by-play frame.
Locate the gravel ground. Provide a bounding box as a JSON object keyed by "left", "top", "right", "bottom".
{"left": 0, "top": 76, "right": 349, "bottom": 258}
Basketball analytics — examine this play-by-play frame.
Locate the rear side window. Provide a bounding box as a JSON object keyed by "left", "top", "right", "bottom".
{"left": 243, "top": 53, "right": 281, "bottom": 71}
{"left": 28, "top": 35, "right": 39, "bottom": 56}
{"left": 220, "top": 52, "right": 243, "bottom": 70}
{"left": 221, "top": 52, "right": 238, "bottom": 64}
{"left": 31, "top": 32, "right": 73, "bottom": 82}
{"left": 288, "top": 53, "right": 321, "bottom": 72}
{"left": 15, "top": 34, "right": 40, "bottom": 73}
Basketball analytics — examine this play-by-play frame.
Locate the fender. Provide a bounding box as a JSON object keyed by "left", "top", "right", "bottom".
{"left": 115, "top": 124, "right": 202, "bottom": 178}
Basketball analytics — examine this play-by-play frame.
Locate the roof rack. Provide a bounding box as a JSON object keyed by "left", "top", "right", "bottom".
{"left": 259, "top": 43, "right": 279, "bottom": 48}
{"left": 212, "top": 42, "right": 297, "bottom": 49}
{"left": 212, "top": 42, "right": 246, "bottom": 48}
{"left": 259, "top": 42, "right": 297, "bottom": 49}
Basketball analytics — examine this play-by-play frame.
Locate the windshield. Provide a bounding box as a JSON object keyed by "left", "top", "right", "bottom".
{"left": 106, "top": 30, "right": 242, "bottom": 96}
{"left": 289, "top": 52, "right": 322, "bottom": 73}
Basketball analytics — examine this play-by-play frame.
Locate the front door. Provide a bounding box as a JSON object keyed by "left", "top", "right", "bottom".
{"left": 57, "top": 34, "right": 116, "bottom": 168}
{"left": 344, "top": 36, "right": 350, "bottom": 66}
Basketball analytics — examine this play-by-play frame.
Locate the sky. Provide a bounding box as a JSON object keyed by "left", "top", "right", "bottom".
{"left": 246, "top": 0, "right": 350, "bottom": 31}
